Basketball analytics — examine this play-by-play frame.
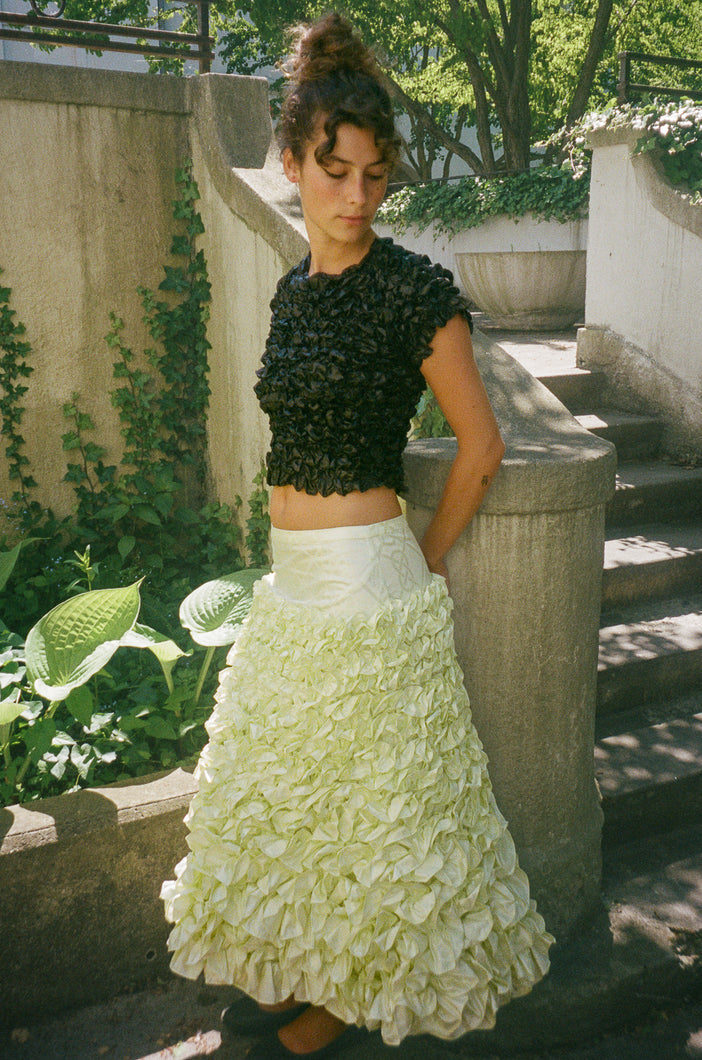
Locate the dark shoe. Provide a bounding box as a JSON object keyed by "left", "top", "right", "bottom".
{"left": 245, "top": 1024, "right": 364, "bottom": 1059}
{"left": 221, "top": 994, "right": 309, "bottom": 1037}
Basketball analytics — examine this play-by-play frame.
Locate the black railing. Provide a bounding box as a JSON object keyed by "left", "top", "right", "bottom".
{"left": 618, "top": 51, "right": 702, "bottom": 104}
{"left": 0, "top": 0, "right": 213, "bottom": 73}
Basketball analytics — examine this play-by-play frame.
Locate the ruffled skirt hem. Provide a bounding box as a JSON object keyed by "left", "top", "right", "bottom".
{"left": 161, "top": 573, "right": 553, "bottom": 1045}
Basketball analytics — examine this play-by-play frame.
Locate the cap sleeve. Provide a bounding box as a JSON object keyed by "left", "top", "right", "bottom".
{"left": 402, "top": 255, "right": 472, "bottom": 368}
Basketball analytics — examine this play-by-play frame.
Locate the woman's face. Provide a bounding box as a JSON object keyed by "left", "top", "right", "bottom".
{"left": 283, "top": 121, "right": 390, "bottom": 263}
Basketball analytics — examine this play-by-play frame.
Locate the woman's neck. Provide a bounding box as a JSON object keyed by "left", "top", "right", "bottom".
{"left": 307, "top": 232, "right": 376, "bottom": 277}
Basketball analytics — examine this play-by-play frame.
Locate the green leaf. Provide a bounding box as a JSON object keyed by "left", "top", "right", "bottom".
{"left": 65, "top": 685, "right": 95, "bottom": 727}
{"left": 133, "top": 505, "right": 161, "bottom": 526}
{"left": 180, "top": 568, "right": 268, "bottom": 647}
{"left": 0, "top": 693, "right": 25, "bottom": 726}
{"left": 25, "top": 582, "right": 141, "bottom": 701}
{"left": 0, "top": 538, "right": 37, "bottom": 592}
{"left": 26, "top": 717, "right": 56, "bottom": 758}
{"left": 143, "top": 716, "right": 178, "bottom": 740}
{"left": 118, "top": 535, "right": 136, "bottom": 559}
{"left": 121, "top": 622, "right": 189, "bottom": 693}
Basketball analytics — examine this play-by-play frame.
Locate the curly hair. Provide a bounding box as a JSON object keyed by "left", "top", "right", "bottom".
{"left": 278, "top": 12, "right": 399, "bottom": 168}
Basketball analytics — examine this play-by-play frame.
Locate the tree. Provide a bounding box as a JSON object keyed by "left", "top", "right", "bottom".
{"left": 233, "top": 0, "right": 702, "bottom": 174}
{"left": 57, "top": 0, "right": 702, "bottom": 174}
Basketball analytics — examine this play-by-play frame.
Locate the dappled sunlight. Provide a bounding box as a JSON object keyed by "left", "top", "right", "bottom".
{"left": 599, "top": 600, "right": 702, "bottom": 667}
{"left": 596, "top": 713, "right": 702, "bottom": 796}
{"left": 605, "top": 527, "right": 702, "bottom": 569}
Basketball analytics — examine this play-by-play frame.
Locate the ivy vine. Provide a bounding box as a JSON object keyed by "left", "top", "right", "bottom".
{"left": 547, "top": 98, "right": 702, "bottom": 203}
{"left": 60, "top": 163, "right": 234, "bottom": 576}
{"left": 0, "top": 273, "right": 36, "bottom": 506}
{"left": 378, "top": 165, "right": 590, "bottom": 236}
{"left": 0, "top": 163, "right": 253, "bottom": 637}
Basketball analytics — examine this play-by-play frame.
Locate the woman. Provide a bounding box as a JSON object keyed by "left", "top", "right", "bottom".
{"left": 162, "top": 13, "right": 553, "bottom": 1058}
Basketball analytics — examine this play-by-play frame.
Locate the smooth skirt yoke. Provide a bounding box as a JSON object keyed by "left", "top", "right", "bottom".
{"left": 161, "top": 515, "right": 553, "bottom": 1045}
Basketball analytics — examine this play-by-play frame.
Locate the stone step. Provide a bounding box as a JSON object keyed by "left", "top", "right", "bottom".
{"left": 536, "top": 367, "right": 608, "bottom": 412}
{"left": 603, "top": 521, "right": 702, "bottom": 608}
{"left": 597, "top": 593, "right": 702, "bottom": 715}
{"left": 576, "top": 408, "right": 663, "bottom": 461}
{"left": 595, "top": 688, "right": 702, "bottom": 740}
{"left": 605, "top": 460, "right": 702, "bottom": 526}
{"left": 595, "top": 710, "right": 702, "bottom": 844}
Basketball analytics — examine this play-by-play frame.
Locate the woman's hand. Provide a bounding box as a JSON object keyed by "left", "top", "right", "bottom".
{"left": 425, "top": 556, "right": 450, "bottom": 591}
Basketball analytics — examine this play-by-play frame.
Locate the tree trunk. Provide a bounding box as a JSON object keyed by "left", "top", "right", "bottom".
{"left": 495, "top": 0, "right": 532, "bottom": 169}
{"left": 566, "top": 0, "right": 616, "bottom": 125}
{"left": 443, "top": 0, "right": 533, "bottom": 172}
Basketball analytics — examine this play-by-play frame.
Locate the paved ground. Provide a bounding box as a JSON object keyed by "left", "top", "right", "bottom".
{"left": 2, "top": 971, "right": 702, "bottom": 1060}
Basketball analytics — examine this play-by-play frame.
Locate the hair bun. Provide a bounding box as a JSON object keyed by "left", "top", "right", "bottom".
{"left": 286, "top": 12, "right": 380, "bottom": 84}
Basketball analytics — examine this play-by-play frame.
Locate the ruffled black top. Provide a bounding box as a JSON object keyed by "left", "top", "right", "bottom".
{"left": 254, "top": 236, "right": 471, "bottom": 497}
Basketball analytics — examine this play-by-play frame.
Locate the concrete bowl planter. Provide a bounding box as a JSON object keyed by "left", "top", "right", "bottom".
{"left": 376, "top": 214, "right": 587, "bottom": 331}
{"left": 453, "top": 213, "right": 587, "bottom": 330}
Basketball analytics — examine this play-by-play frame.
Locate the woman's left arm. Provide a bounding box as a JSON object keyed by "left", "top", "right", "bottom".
{"left": 418, "top": 313, "right": 506, "bottom": 581}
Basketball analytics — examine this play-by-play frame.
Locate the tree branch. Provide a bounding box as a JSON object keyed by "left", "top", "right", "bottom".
{"left": 608, "top": 0, "right": 643, "bottom": 45}
{"left": 495, "top": 0, "right": 512, "bottom": 49}
{"left": 566, "top": 0, "right": 616, "bottom": 125}
{"left": 377, "top": 69, "right": 487, "bottom": 174}
{"left": 474, "top": 0, "right": 512, "bottom": 85}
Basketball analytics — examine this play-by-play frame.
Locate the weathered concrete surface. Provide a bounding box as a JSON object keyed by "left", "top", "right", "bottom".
{"left": 0, "top": 63, "right": 190, "bottom": 516}
{"left": 187, "top": 83, "right": 306, "bottom": 523}
{"left": 405, "top": 331, "right": 616, "bottom": 939}
{"left": 3, "top": 828, "right": 702, "bottom": 1057}
{"left": 0, "top": 768, "right": 196, "bottom": 1026}
{"left": 0, "top": 61, "right": 302, "bottom": 521}
{"left": 580, "top": 127, "right": 702, "bottom": 456}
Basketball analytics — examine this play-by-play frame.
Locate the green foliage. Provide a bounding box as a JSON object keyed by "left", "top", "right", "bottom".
{"left": 180, "top": 567, "right": 268, "bottom": 648}
{"left": 552, "top": 98, "right": 702, "bottom": 204}
{"left": 0, "top": 163, "right": 273, "bottom": 807}
{"left": 0, "top": 165, "right": 245, "bottom": 639}
{"left": 60, "top": 163, "right": 219, "bottom": 577}
{"left": 0, "top": 272, "right": 37, "bottom": 505}
{"left": 32, "top": 0, "right": 702, "bottom": 177}
{"left": 410, "top": 388, "right": 452, "bottom": 439}
{"left": 378, "top": 164, "right": 590, "bottom": 234}
{"left": 244, "top": 464, "right": 271, "bottom": 568}
{"left": 25, "top": 581, "right": 142, "bottom": 701}
{"left": 580, "top": 99, "right": 702, "bottom": 201}
{"left": 0, "top": 564, "right": 267, "bottom": 806}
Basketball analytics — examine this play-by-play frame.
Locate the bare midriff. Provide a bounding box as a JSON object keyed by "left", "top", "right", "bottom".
{"left": 270, "top": 484, "right": 402, "bottom": 530}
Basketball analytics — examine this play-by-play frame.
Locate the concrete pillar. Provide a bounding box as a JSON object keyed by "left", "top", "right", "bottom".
{"left": 404, "top": 331, "right": 616, "bottom": 939}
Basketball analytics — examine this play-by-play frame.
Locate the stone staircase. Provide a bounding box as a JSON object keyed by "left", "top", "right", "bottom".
{"left": 489, "top": 327, "right": 702, "bottom": 849}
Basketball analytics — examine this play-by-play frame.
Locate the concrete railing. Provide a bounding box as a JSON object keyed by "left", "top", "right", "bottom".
{"left": 0, "top": 63, "right": 616, "bottom": 1025}
{"left": 578, "top": 125, "right": 702, "bottom": 455}
{"left": 405, "top": 334, "right": 615, "bottom": 939}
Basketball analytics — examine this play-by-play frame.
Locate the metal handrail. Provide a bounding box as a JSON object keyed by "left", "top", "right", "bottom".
{"left": 618, "top": 51, "right": 702, "bottom": 104}
{"left": 0, "top": 0, "right": 213, "bottom": 73}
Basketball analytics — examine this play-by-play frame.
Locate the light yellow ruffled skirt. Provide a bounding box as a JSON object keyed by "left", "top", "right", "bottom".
{"left": 161, "top": 516, "right": 553, "bottom": 1045}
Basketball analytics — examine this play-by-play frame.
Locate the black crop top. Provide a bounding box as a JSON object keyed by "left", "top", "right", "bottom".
{"left": 254, "top": 236, "right": 471, "bottom": 497}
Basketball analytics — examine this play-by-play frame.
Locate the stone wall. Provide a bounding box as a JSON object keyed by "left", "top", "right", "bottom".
{"left": 0, "top": 63, "right": 299, "bottom": 520}
{"left": 0, "top": 64, "right": 190, "bottom": 516}
{"left": 579, "top": 127, "right": 702, "bottom": 455}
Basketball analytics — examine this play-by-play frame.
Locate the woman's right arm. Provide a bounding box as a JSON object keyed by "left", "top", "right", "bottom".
{"left": 417, "top": 314, "right": 505, "bottom": 580}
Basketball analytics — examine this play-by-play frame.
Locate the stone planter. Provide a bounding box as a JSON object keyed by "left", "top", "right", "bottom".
{"left": 376, "top": 214, "right": 587, "bottom": 331}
